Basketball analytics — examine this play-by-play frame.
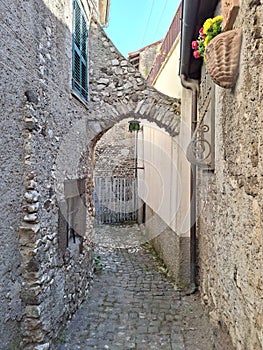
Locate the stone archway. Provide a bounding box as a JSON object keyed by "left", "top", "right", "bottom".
{"left": 81, "top": 19, "right": 182, "bottom": 252}
{"left": 86, "top": 19, "right": 181, "bottom": 140}
{"left": 61, "top": 19, "right": 183, "bottom": 248}
{"left": 81, "top": 19, "right": 187, "bottom": 283}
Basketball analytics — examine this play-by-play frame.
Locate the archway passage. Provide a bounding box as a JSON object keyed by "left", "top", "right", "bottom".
{"left": 94, "top": 120, "right": 138, "bottom": 227}
{"left": 82, "top": 19, "right": 186, "bottom": 281}
{"left": 84, "top": 18, "right": 188, "bottom": 276}
{"left": 53, "top": 15, "right": 182, "bottom": 283}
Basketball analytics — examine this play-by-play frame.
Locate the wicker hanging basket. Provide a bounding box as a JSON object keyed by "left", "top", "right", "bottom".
{"left": 205, "top": 29, "right": 242, "bottom": 88}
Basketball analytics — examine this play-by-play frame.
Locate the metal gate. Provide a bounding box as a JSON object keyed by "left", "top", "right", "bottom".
{"left": 94, "top": 177, "right": 138, "bottom": 224}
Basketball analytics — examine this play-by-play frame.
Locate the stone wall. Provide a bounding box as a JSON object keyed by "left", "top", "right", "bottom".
{"left": 0, "top": 0, "right": 180, "bottom": 348}
{"left": 196, "top": 1, "right": 263, "bottom": 349}
{"left": 128, "top": 41, "right": 161, "bottom": 79}
{"left": 0, "top": 1, "right": 26, "bottom": 346}
{"left": 14, "top": 1, "right": 97, "bottom": 348}
{"left": 139, "top": 43, "right": 161, "bottom": 79}
{"left": 95, "top": 121, "right": 136, "bottom": 178}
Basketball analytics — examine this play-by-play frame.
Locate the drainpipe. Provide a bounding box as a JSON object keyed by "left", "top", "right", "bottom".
{"left": 134, "top": 130, "right": 138, "bottom": 222}
{"left": 180, "top": 74, "right": 199, "bottom": 293}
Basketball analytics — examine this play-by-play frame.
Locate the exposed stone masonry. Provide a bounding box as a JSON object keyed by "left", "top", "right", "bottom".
{"left": 196, "top": 2, "right": 263, "bottom": 349}
{"left": 0, "top": 1, "right": 181, "bottom": 348}
{"left": 95, "top": 122, "right": 136, "bottom": 179}
{"left": 88, "top": 20, "right": 181, "bottom": 138}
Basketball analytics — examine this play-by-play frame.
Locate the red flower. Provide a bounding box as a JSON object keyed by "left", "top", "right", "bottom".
{"left": 191, "top": 40, "right": 198, "bottom": 50}
{"left": 199, "top": 27, "right": 204, "bottom": 37}
{"left": 193, "top": 50, "right": 201, "bottom": 59}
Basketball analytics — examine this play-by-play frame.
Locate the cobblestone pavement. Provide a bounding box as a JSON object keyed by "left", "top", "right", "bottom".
{"left": 56, "top": 225, "right": 216, "bottom": 350}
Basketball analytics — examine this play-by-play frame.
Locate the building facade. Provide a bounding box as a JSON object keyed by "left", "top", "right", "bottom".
{"left": 0, "top": 1, "right": 109, "bottom": 348}
{"left": 0, "top": 1, "right": 180, "bottom": 348}
{"left": 180, "top": 0, "right": 263, "bottom": 349}
{"left": 128, "top": 40, "right": 162, "bottom": 79}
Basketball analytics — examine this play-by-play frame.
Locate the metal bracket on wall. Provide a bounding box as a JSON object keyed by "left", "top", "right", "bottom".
{"left": 186, "top": 75, "right": 215, "bottom": 170}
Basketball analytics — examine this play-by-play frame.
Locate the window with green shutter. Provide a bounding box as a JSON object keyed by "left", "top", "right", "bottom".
{"left": 72, "top": 0, "right": 88, "bottom": 100}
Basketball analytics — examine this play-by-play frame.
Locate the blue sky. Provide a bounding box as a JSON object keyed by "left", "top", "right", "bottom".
{"left": 105, "top": 0, "right": 181, "bottom": 57}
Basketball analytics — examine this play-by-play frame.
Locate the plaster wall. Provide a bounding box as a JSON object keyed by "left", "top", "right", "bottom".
{"left": 153, "top": 37, "right": 182, "bottom": 99}
{"left": 0, "top": 1, "right": 26, "bottom": 346}
{"left": 137, "top": 34, "right": 191, "bottom": 288}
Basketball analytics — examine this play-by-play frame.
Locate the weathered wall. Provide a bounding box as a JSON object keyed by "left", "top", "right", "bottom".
{"left": 0, "top": 1, "right": 26, "bottom": 347}
{"left": 0, "top": 0, "right": 181, "bottom": 348}
{"left": 139, "top": 43, "right": 161, "bottom": 79}
{"left": 14, "top": 1, "right": 97, "bottom": 348}
{"left": 150, "top": 90, "right": 192, "bottom": 289}
{"left": 144, "top": 204, "right": 190, "bottom": 289}
{"left": 196, "top": 1, "right": 263, "bottom": 349}
{"left": 137, "top": 106, "right": 192, "bottom": 289}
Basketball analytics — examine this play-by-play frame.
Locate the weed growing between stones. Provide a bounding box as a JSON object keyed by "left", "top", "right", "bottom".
{"left": 142, "top": 242, "right": 179, "bottom": 289}
{"left": 57, "top": 331, "right": 67, "bottom": 344}
{"left": 94, "top": 253, "right": 103, "bottom": 272}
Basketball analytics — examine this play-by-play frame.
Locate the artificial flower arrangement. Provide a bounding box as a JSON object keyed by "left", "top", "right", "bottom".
{"left": 192, "top": 16, "right": 224, "bottom": 59}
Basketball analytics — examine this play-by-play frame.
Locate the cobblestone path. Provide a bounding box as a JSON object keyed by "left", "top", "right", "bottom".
{"left": 56, "top": 226, "right": 216, "bottom": 350}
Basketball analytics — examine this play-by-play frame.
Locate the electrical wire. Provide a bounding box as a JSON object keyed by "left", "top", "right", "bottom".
{"left": 153, "top": 0, "right": 169, "bottom": 39}
{"left": 140, "top": 0, "right": 155, "bottom": 47}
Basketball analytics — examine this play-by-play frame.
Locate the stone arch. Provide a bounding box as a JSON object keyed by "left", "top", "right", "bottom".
{"left": 87, "top": 19, "right": 181, "bottom": 139}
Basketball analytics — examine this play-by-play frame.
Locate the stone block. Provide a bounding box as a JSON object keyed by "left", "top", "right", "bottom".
{"left": 98, "top": 78, "right": 110, "bottom": 85}
{"left": 111, "top": 59, "right": 119, "bottom": 66}
{"left": 35, "top": 343, "right": 50, "bottom": 350}
{"left": 24, "top": 191, "right": 40, "bottom": 203}
{"left": 25, "top": 305, "right": 42, "bottom": 319}
{"left": 19, "top": 224, "right": 40, "bottom": 246}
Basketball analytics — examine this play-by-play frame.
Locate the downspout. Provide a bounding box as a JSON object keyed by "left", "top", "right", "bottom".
{"left": 179, "top": 0, "right": 218, "bottom": 294}
{"left": 180, "top": 74, "right": 199, "bottom": 292}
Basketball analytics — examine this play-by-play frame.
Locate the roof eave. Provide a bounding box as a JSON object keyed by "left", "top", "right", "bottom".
{"left": 179, "top": 0, "right": 219, "bottom": 80}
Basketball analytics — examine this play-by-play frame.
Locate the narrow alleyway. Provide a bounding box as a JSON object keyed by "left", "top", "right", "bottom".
{"left": 56, "top": 225, "right": 215, "bottom": 350}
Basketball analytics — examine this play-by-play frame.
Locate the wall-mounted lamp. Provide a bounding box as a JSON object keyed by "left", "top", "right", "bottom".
{"left": 128, "top": 120, "right": 141, "bottom": 132}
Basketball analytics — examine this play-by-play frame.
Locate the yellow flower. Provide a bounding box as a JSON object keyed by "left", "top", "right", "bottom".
{"left": 212, "top": 15, "right": 223, "bottom": 23}
{"left": 204, "top": 35, "right": 212, "bottom": 47}
{"left": 203, "top": 18, "right": 213, "bottom": 34}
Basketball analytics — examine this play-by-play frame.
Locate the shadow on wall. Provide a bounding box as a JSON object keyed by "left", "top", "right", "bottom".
{"left": 0, "top": 1, "right": 95, "bottom": 348}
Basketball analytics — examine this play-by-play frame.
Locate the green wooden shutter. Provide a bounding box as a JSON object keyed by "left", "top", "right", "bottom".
{"left": 73, "top": 0, "right": 88, "bottom": 100}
